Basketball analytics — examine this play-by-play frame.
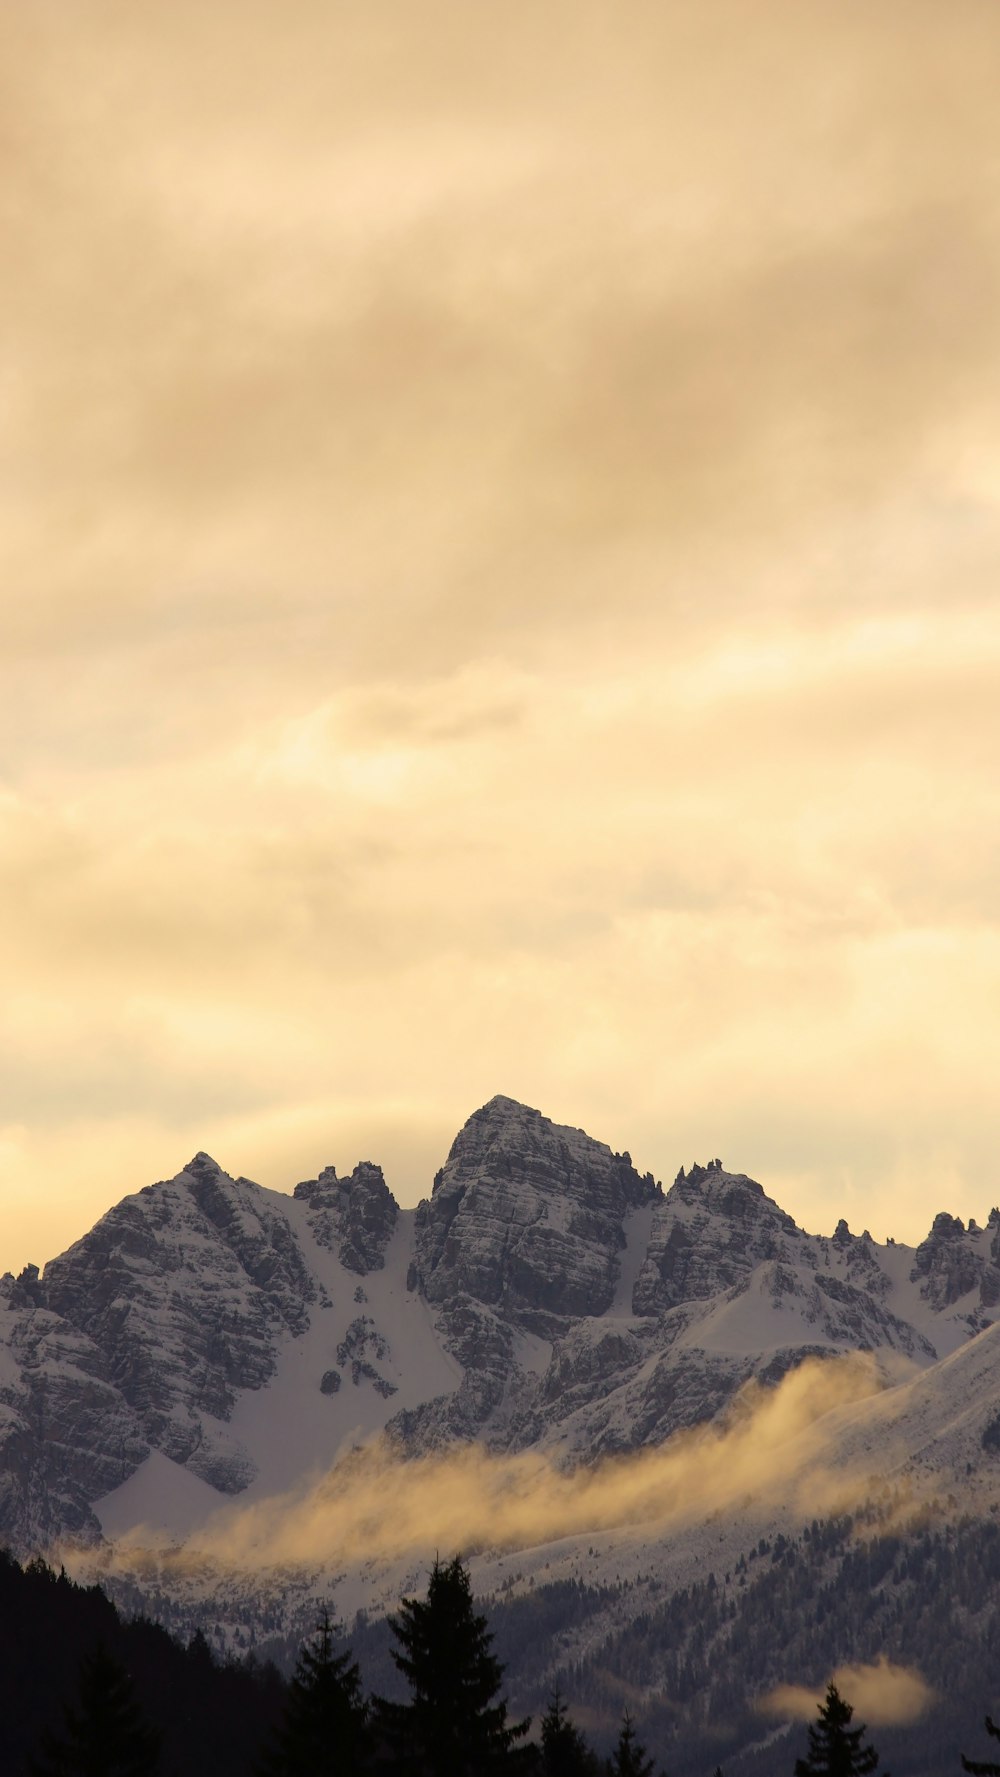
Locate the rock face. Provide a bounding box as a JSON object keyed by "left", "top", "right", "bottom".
{"left": 0, "top": 1280, "right": 149, "bottom": 1550}
{"left": 391, "top": 1097, "right": 662, "bottom": 1449}
{"left": 39, "top": 1154, "right": 318, "bottom": 1490}
{"left": 294, "top": 1162, "right": 397, "bottom": 1274}
{"left": 414, "top": 1096, "right": 659, "bottom": 1326}
{"left": 2, "top": 1095, "right": 999, "bottom": 1556}
{"left": 912, "top": 1211, "right": 1000, "bottom": 1313}
{"left": 632, "top": 1162, "right": 799, "bottom": 1315}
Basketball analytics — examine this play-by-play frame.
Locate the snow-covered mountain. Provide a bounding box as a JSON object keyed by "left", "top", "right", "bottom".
{"left": 3, "top": 1093, "right": 1000, "bottom": 1563}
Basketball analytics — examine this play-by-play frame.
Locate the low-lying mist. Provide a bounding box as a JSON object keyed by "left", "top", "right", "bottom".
{"left": 105, "top": 1353, "right": 891, "bottom": 1576}
{"left": 761, "top": 1656, "right": 936, "bottom": 1728}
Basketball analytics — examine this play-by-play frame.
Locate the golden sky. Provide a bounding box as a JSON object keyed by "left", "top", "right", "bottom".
{"left": 4, "top": 0, "right": 1000, "bottom": 1273}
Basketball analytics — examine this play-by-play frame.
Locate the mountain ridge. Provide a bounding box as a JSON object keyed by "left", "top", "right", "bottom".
{"left": 2, "top": 1093, "right": 998, "bottom": 1560}
{"left": 8, "top": 1093, "right": 1000, "bottom": 1777}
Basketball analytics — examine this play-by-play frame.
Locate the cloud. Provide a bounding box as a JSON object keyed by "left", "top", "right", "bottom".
{"left": 3, "top": 0, "right": 1000, "bottom": 1272}
{"left": 761, "top": 1657, "right": 936, "bottom": 1728}
{"left": 5, "top": 0, "right": 1000, "bottom": 668}
{"left": 7, "top": 622, "right": 1000, "bottom": 1268}
{"left": 103, "top": 1355, "right": 881, "bottom": 1574}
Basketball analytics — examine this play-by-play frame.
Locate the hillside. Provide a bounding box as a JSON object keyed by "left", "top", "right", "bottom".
{"left": 5, "top": 1095, "right": 1000, "bottom": 1767}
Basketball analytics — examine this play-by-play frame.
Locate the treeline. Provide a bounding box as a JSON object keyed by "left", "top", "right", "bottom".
{"left": 5, "top": 1536, "right": 1000, "bottom": 1777}
{"left": 551, "top": 1505, "right": 1000, "bottom": 1776}
{"left": 0, "top": 1548, "right": 658, "bottom": 1777}
{"left": 0, "top": 1549, "right": 284, "bottom": 1776}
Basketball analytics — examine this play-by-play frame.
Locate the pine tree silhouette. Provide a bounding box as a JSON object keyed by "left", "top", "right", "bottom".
{"left": 28, "top": 1641, "right": 160, "bottom": 1777}
{"left": 539, "top": 1686, "right": 597, "bottom": 1776}
{"left": 794, "top": 1683, "right": 884, "bottom": 1777}
{"left": 609, "top": 1710, "right": 656, "bottom": 1777}
{"left": 962, "top": 1711, "right": 1000, "bottom": 1774}
{"left": 260, "top": 1609, "right": 369, "bottom": 1777}
{"left": 376, "top": 1554, "right": 531, "bottom": 1775}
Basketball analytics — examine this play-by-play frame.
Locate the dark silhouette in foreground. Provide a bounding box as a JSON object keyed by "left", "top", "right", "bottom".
{"left": 794, "top": 1683, "right": 883, "bottom": 1777}
{"left": 260, "top": 1608, "right": 370, "bottom": 1776}
{"left": 28, "top": 1641, "right": 160, "bottom": 1777}
{"left": 375, "top": 1553, "right": 531, "bottom": 1774}
{"left": 963, "top": 1711, "right": 1000, "bottom": 1775}
{"left": 538, "top": 1687, "right": 600, "bottom": 1776}
{"left": 608, "top": 1709, "right": 658, "bottom": 1777}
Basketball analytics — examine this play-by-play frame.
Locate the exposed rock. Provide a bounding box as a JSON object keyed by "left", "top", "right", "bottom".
{"left": 789, "top": 1266, "right": 935, "bottom": 1359}
{"left": 0, "top": 1285, "right": 148, "bottom": 1552}
{"left": 393, "top": 1097, "right": 662, "bottom": 1449}
{"left": 632, "top": 1164, "right": 800, "bottom": 1315}
{"left": 294, "top": 1162, "right": 398, "bottom": 1274}
{"left": 40, "top": 1156, "right": 317, "bottom": 1486}
{"left": 389, "top": 1296, "right": 517, "bottom": 1450}
{"left": 4, "top": 1097, "right": 1000, "bottom": 1559}
{"left": 414, "top": 1096, "right": 658, "bottom": 1328}
{"left": 336, "top": 1316, "right": 397, "bottom": 1396}
{"left": 913, "top": 1211, "right": 1000, "bottom": 1312}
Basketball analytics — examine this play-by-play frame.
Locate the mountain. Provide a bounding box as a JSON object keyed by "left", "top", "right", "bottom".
{"left": 3, "top": 1095, "right": 999, "bottom": 1556}
{"left": 6, "top": 1094, "right": 1000, "bottom": 1771}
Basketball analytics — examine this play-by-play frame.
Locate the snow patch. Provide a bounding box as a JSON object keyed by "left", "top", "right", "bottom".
{"left": 97, "top": 1452, "right": 223, "bottom": 1544}
{"left": 607, "top": 1205, "right": 655, "bottom": 1318}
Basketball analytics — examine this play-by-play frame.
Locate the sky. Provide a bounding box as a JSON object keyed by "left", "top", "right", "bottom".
{"left": 3, "top": 0, "right": 1000, "bottom": 1274}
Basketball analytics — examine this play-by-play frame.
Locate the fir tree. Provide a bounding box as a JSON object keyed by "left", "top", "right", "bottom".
{"left": 376, "top": 1554, "right": 531, "bottom": 1775}
{"left": 28, "top": 1641, "right": 160, "bottom": 1777}
{"left": 539, "top": 1687, "right": 597, "bottom": 1776}
{"left": 608, "top": 1710, "right": 656, "bottom": 1777}
{"left": 962, "top": 1711, "right": 1000, "bottom": 1775}
{"left": 260, "top": 1610, "right": 368, "bottom": 1777}
{"left": 794, "top": 1683, "right": 883, "bottom": 1777}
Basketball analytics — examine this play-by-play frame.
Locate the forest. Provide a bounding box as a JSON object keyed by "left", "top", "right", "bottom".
{"left": 2, "top": 1528, "right": 1000, "bottom": 1777}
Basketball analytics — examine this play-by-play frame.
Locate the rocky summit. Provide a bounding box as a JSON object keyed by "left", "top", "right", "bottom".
{"left": 1, "top": 1095, "right": 998, "bottom": 1555}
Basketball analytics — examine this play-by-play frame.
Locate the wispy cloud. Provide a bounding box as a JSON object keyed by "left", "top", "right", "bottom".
{"left": 761, "top": 1656, "right": 936, "bottom": 1728}
{"left": 3, "top": 0, "right": 1000, "bottom": 1268}
{"left": 100, "top": 1356, "right": 880, "bottom": 1573}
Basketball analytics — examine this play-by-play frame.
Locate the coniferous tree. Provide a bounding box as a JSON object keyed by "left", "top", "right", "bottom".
{"left": 376, "top": 1554, "right": 531, "bottom": 1775}
{"left": 539, "top": 1687, "right": 598, "bottom": 1776}
{"left": 260, "top": 1610, "right": 368, "bottom": 1777}
{"left": 794, "top": 1683, "right": 883, "bottom": 1777}
{"left": 0, "top": 1549, "right": 284, "bottom": 1777}
{"left": 28, "top": 1642, "right": 160, "bottom": 1777}
{"left": 608, "top": 1710, "right": 656, "bottom": 1777}
{"left": 962, "top": 1712, "right": 1000, "bottom": 1775}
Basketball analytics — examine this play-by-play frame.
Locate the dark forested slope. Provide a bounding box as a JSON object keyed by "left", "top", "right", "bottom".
{"left": 0, "top": 1550, "right": 285, "bottom": 1777}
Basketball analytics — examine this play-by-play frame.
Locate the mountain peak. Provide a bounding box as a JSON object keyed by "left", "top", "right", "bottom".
{"left": 293, "top": 1161, "right": 398, "bottom": 1275}
{"left": 415, "top": 1096, "right": 657, "bottom": 1329}
{"left": 471, "top": 1093, "right": 544, "bottom": 1126}
{"left": 183, "top": 1151, "right": 223, "bottom": 1176}
{"left": 667, "top": 1162, "right": 774, "bottom": 1217}
{"left": 9, "top": 1095, "right": 1000, "bottom": 1588}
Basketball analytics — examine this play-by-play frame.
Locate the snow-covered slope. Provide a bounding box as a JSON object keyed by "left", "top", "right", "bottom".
{"left": 3, "top": 1096, "right": 1000, "bottom": 1560}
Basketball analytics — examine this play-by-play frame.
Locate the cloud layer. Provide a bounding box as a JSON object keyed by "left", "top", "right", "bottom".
{"left": 107, "top": 1355, "right": 879, "bottom": 1573}
{"left": 762, "top": 1657, "right": 936, "bottom": 1729}
{"left": 3, "top": 1, "right": 1000, "bottom": 1267}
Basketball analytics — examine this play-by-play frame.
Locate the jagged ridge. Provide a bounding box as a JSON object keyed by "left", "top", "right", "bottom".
{"left": 2, "top": 1094, "right": 999, "bottom": 1555}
